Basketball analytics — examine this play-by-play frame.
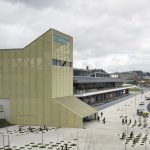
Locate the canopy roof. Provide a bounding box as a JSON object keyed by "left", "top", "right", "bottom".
{"left": 53, "top": 96, "right": 97, "bottom": 118}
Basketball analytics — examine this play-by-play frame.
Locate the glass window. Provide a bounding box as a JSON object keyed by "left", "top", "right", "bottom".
{"left": 57, "top": 60, "right": 61, "bottom": 66}
{"left": 70, "top": 62, "right": 72, "bottom": 67}
{"left": 52, "top": 59, "right": 57, "bottom": 65}
{"left": 52, "top": 59, "right": 72, "bottom": 68}
{"left": 66, "top": 61, "right": 69, "bottom": 67}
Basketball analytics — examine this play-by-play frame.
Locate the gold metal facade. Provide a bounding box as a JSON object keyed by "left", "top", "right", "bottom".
{"left": 52, "top": 30, "right": 73, "bottom": 98}
{"left": 0, "top": 29, "right": 96, "bottom": 128}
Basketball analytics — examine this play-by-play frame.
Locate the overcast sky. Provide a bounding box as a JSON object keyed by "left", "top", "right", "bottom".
{"left": 0, "top": 0, "right": 150, "bottom": 72}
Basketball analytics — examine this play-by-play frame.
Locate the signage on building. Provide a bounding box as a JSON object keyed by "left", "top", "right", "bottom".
{"left": 54, "top": 33, "right": 69, "bottom": 45}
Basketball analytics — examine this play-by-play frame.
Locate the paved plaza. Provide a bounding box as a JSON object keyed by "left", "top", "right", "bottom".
{"left": 0, "top": 90, "right": 150, "bottom": 150}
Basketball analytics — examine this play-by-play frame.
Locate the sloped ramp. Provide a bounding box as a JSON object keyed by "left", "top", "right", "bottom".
{"left": 53, "top": 96, "right": 97, "bottom": 127}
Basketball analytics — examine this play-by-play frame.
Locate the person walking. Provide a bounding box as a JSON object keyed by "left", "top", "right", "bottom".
{"left": 121, "top": 132, "right": 125, "bottom": 139}
{"left": 130, "top": 131, "right": 133, "bottom": 138}
{"left": 103, "top": 117, "right": 105, "bottom": 124}
{"left": 19, "top": 126, "right": 22, "bottom": 131}
{"left": 97, "top": 116, "right": 100, "bottom": 122}
{"left": 133, "top": 138, "right": 136, "bottom": 144}
{"left": 134, "top": 120, "right": 137, "bottom": 124}
{"left": 122, "top": 118, "right": 124, "bottom": 125}
{"left": 101, "top": 112, "right": 103, "bottom": 117}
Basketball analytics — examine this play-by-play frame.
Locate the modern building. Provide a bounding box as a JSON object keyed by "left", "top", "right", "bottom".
{"left": 74, "top": 68, "right": 129, "bottom": 104}
{"left": 0, "top": 29, "right": 97, "bottom": 128}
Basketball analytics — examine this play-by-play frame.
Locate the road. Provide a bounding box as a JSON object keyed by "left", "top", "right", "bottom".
{"left": 93, "top": 94, "right": 136, "bottom": 111}
{"left": 147, "top": 102, "right": 150, "bottom": 112}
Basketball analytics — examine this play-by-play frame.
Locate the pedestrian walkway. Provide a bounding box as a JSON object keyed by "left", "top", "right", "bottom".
{"left": 84, "top": 90, "right": 150, "bottom": 150}
{"left": 94, "top": 93, "right": 135, "bottom": 111}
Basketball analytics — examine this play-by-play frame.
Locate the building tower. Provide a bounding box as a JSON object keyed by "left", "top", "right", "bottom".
{"left": 0, "top": 29, "right": 97, "bottom": 128}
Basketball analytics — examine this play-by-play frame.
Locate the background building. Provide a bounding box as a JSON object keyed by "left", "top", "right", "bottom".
{"left": 114, "top": 70, "right": 150, "bottom": 85}
{"left": 74, "top": 67, "right": 129, "bottom": 104}
{"left": 0, "top": 29, "right": 97, "bottom": 128}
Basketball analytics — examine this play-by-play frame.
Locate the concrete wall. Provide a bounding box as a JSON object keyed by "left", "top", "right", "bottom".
{"left": 0, "top": 99, "right": 10, "bottom": 121}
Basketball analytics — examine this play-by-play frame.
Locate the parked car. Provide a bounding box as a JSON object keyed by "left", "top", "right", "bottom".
{"left": 143, "top": 111, "right": 149, "bottom": 118}
{"left": 137, "top": 109, "right": 145, "bottom": 116}
{"left": 137, "top": 109, "right": 149, "bottom": 117}
{"left": 139, "top": 102, "right": 144, "bottom": 106}
{"left": 145, "top": 96, "right": 150, "bottom": 100}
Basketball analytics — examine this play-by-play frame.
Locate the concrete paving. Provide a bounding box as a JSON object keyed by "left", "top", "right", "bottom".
{"left": 0, "top": 90, "right": 150, "bottom": 150}
{"left": 94, "top": 94, "right": 134, "bottom": 111}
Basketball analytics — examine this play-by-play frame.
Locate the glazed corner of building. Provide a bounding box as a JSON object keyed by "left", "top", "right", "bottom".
{"left": 0, "top": 28, "right": 97, "bottom": 128}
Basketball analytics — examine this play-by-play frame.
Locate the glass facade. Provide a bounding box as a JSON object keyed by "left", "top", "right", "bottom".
{"left": 52, "top": 59, "right": 72, "bottom": 67}
{"left": 53, "top": 32, "right": 72, "bottom": 61}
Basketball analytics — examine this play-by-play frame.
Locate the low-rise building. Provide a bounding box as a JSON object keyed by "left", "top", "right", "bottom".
{"left": 74, "top": 67, "right": 129, "bottom": 104}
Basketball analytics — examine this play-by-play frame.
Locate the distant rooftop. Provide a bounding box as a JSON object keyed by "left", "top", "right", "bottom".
{"left": 74, "top": 67, "right": 110, "bottom": 77}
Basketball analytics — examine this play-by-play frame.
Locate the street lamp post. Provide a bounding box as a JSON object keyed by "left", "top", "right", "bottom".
{"left": 2, "top": 134, "right": 5, "bottom": 149}
{"left": 6, "top": 127, "right": 10, "bottom": 147}
{"left": 1, "top": 132, "right": 11, "bottom": 149}
{"left": 141, "top": 92, "right": 143, "bottom": 103}
{"left": 145, "top": 128, "right": 149, "bottom": 150}
{"left": 125, "top": 142, "right": 127, "bottom": 150}
{"left": 42, "top": 131, "right": 44, "bottom": 145}
{"left": 135, "top": 92, "right": 137, "bottom": 108}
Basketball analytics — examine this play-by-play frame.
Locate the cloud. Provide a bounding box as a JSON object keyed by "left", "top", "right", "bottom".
{"left": 1, "top": 0, "right": 150, "bottom": 72}
{"left": 5, "top": 0, "right": 71, "bottom": 9}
